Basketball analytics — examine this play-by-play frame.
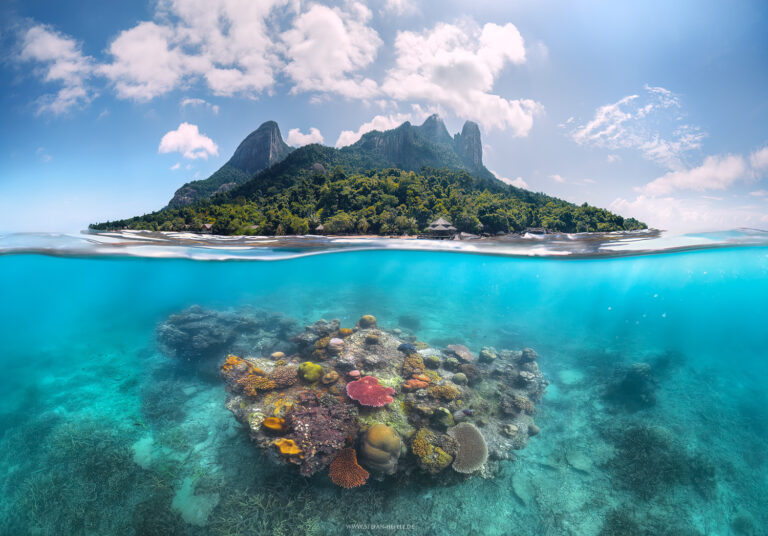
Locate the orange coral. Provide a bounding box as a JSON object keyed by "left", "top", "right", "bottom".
{"left": 337, "top": 328, "right": 354, "bottom": 337}
{"left": 263, "top": 417, "right": 286, "bottom": 432}
{"left": 403, "top": 379, "right": 429, "bottom": 391}
{"left": 412, "top": 374, "right": 432, "bottom": 383}
{"left": 329, "top": 448, "right": 369, "bottom": 488}
{"left": 274, "top": 438, "right": 302, "bottom": 456}
{"left": 221, "top": 354, "right": 244, "bottom": 373}
{"left": 238, "top": 374, "right": 277, "bottom": 396}
{"left": 402, "top": 354, "right": 425, "bottom": 377}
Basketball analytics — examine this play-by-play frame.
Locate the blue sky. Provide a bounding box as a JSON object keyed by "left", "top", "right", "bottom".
{"left": 1, "top": 0, "right": 767, "bottom": 232}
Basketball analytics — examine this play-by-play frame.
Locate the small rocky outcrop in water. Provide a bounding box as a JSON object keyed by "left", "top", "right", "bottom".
{"left": 220, "top": 314, "right": 548, "bottom": 487}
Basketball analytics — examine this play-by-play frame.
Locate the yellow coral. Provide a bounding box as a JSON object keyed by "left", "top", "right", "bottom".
{"left": 274, "top": 438, "right": 302, "bottom": 456}
{"left": 263, "top": 417, "right": 286, "bottom": 432}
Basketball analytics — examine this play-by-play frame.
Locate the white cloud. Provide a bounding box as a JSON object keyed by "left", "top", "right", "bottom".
{"left": 282, "top": 3, "right": 381, "bottom": 99}
{"left": 610, "top": 195, "right": 768, "bottom": 232}
{"left": 571, "top": 85, "right": 704, "bottom": 170}
{"left": 99, "top": 0, "right": 288, "bottom": 100}
{"left": 181, "top": 97, "right": 219, "bottom": 114}
{"left": 335, "top": 109, "right": 431, "bottom": 147}
{"left": 749, "top": 190, "right": 768, "bottom": 197}
{"left": 606, "top": 154, "right": 621, "bottom": 163}
{"left": 36, "top": 147, "right": 52, "bottom": 163}
{"left": 550, "top": 174, "right": 565, "bottom": 183}
{"left": 750, "top": 146, "right": 768, "bottom": 174}
{"left": 382, "top": 0, "right": 418, "bottom": 16}
{"left": 158, "top": 122, "right": 218, "bottom": 159}
{"left": 286, "top": 127, "right": 324, "bottom": 146}
{"left": 506, "top": 176, "right": 529, "bottom": 188}
{"left": 640, "top": 154, "right": 748, "bottom": 195}
{"left": 583, "top": 178, "right": 596, "bottom": 184}
{"left": 19, "top": 24, "right": 95, "bottom": 114}
{"left": 381, "top": 22, "right": 542, "bottom": 134}
{"left": 171, "top": 162, "right": 181, "bottom": 170}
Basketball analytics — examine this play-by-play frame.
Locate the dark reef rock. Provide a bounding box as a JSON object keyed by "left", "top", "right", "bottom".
{"left": 157, "top": 305, "right": 299, "bottom": 362}
{"left": 605, "top": 362, "right": 657, "bottom": 410}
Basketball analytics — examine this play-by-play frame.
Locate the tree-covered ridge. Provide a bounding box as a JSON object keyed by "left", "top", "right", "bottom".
{"left": 91, "top": 165, "right": 646, "bottom": 235}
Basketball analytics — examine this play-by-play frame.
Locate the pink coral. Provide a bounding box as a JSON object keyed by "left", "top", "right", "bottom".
{"left": 346, "top": 376, "right": 395, "bottom": 407}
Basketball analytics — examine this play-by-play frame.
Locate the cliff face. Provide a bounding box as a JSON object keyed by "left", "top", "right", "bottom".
{"left": 227, "top": 121, "right": 293, "bottom": 176}
{"left": 454, "top": 121, "right": 483, "bottom": 171}
{"left": 167, "top": 121, "right": 293, "bottom": 208}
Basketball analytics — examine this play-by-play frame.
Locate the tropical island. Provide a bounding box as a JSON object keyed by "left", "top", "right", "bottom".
{"left": 90, "top": 115, "right": 646, "bottom": 236}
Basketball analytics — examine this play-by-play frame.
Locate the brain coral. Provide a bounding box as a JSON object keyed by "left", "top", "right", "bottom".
{"left": 329, "top": 448, "right": 369, "bottom": 488}
{"left": 448, "top": 423, "right": 488, "bottom": 474}
{"left": 359, "top": 424, "right": 401, "bottom": 474}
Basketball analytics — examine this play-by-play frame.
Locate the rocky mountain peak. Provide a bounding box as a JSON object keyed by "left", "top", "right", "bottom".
{"left": 227, "top": 120, "right": 293, "bottom": 176}
{"left": 454, "top": 121, "right": 483, "bottom": 171}
{"left": 415, "top": 114, "right": 453, "bottom": 147}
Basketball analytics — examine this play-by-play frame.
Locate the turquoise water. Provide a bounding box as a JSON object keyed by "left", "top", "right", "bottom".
{"left": 1, "top": 235, "right": 767, "bottom": 534}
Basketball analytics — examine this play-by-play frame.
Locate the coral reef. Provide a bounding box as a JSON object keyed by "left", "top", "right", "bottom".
{"left": 220, "top": 315, "right": 547, "bottom": 486}
{"left": 158, "top": 305, "right": 299, "bottom": 363}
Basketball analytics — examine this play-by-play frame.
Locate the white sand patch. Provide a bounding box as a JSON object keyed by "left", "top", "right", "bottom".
{"left": 172, "top": 476, "right": 220, "bottom": 526}
{"left": 558, "top": 369, "right": 585, "bottom": 386}
{"left": 131, "top": 434, "right": 155, "bottom": 469}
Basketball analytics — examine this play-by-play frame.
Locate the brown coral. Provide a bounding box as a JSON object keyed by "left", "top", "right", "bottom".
{"left": 402, "top": 354, "right": 425, "bottom": 377}
{"left": 221, "top": 354, "right": 245, "bottom": 373}
{"left": 428, "top": 383, "right": 461, "bottom": 401}
{"left": 238, "top": 374, "right": 277, "bottom": 396}
{"left": 402, "top": 379, "right": 429, "bottom": 391}
{"left": 329, "top": 448, "right": 369, "bottom": 488}
{"left": 269, "top": 366, "right": 298, "bottom": 387}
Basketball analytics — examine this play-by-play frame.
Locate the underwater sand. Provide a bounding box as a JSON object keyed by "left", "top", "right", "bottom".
{"left": 1, "top": 233, "right": 767, "bottom": 535}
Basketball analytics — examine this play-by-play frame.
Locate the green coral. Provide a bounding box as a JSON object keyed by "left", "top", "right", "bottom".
{"left": 410, "top": 428, "right": 453, "bottom": 474}
{"left": 298, "top": 362, "right": 323, "bottom": 382}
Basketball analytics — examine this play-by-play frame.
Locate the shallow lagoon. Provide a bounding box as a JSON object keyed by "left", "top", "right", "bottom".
{"left": 1, "top": 232, "right": 767, "bottom": 535}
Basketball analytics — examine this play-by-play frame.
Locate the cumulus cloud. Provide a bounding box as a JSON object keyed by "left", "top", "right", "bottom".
{"left": 610, "top": 195, "right": 768, "bottom": 232}
{"left": 99, "top": 0, "right": 288, "bottom": 100}
{"left": 181, "top": 97, "right": 219, "bottom": 114}
{"left": 158, "top": 122, "right": 218, "bottom": 159}
{"left": 750, "top": 146, "right": 768, "bottom": 174}
{"left": 493, "top": 173, "right": 528, "bottom": 189}
{"left": 640, "top": 154, "right": 748, "bottom": 195}
{"left": 749, "top": 190, "right": 768, "bottom": 197}
{"left": 550, "top": 174, "right": 565, "bottom": 183}
{"left": 382, "top": 0, "right": 418, "bottom": 16}
{"left": 19, "top": 24, "right": 95, "bottom": 114}
{"left": 170, "top": 162, "right": 181, "bottom": 170}
{"left": 381, "top": 22, "right": 542, "bottom": 134}
{"left": 570, "top": 85, "right": 704, "bottom": 170}
{"left": 335, "top": 108, "right": 431, "bottom": 147}
{"left": 282, "top": 3, "right": 381, "bottom": 99}
{"left": 286, "top": 127, "right": 324, "bottom": 146}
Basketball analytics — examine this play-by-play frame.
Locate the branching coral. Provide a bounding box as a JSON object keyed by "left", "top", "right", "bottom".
{"left": 329, "top": 448, "right": 369, "bottom": 488}
{"left": 238, "top": 374, "right": 277, "bottom": 396}
{"left": 346, "top": 376, "right": 395, "bottom": 407}
{"left": 269, "top": 366, "right": 298, "bottom": 387}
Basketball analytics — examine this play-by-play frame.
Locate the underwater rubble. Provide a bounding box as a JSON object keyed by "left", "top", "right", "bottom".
{"left": 220, "top": 315, "right": 548, "bottom": 486}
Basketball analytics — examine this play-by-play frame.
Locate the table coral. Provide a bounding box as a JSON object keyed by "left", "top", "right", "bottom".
{"left": 329, "top": 448, "right": 369, "bottom": 488}
{"left": 346, "top": 376, "right": 395, "bottom": 407}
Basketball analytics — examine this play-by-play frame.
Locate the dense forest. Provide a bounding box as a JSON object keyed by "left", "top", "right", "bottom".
{"left": 91, "top": 164, "right": 646, "bottom": 235}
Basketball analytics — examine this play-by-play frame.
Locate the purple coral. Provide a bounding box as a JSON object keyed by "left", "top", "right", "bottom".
{"left": 287, "top": 391, "right": 359, "bottom": 476}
